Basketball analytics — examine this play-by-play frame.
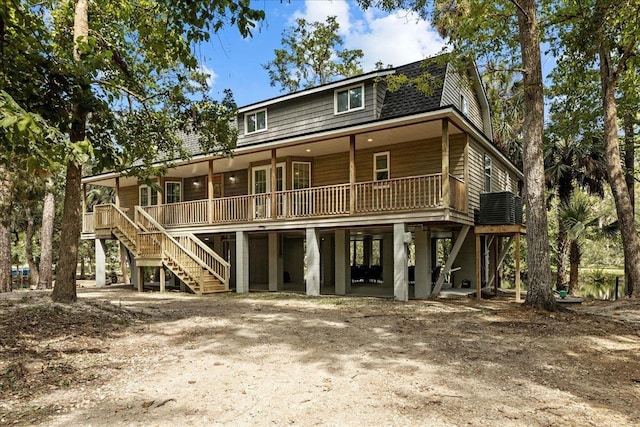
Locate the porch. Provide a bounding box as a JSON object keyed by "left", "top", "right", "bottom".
{"left": 83, "top": 173, "right": 466, "bottom": 233}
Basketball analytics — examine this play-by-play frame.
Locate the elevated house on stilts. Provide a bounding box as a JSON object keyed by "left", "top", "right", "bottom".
{"left": 82, "top": 55, "right": 525, "bottom": 300}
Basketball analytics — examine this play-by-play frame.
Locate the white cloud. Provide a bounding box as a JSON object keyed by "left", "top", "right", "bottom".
{"left": 291, "top": 1, "right": 445, "bottom": 71}
{"left": 200, "top": 64, "right": 218, "bottom": 88}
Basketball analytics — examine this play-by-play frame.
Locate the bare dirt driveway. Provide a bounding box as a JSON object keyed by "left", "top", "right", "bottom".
{"left": 1, "top": 286, "right": 639, "bottom": 426}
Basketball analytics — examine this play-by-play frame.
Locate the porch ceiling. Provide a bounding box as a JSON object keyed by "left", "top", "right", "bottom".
{"left": 87, "top": 118, "right": 463, "bottom": 187}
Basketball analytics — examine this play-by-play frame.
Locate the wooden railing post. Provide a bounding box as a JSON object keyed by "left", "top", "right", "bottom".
{"left": 271, "top": 149, "right": 277, "bottom": 219}
{"left": 349, "top": 135, "right": 356, "bottom": 214}
{"left": 441, "top": 119, "right": 450, "bottom": 208}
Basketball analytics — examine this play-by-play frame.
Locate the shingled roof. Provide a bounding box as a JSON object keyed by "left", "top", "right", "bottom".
{"left": 380, "top": 59, "right": 447, "bottom": 120}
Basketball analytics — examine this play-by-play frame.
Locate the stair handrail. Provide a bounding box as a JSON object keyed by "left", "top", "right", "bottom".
{"left": 106, "top": 204, "right": 140, "bottom": 253}
{"left": 135, "top": 206, "right": 212, "bottom": 282}
{"left": 173, "top": 232, "right": 230, "bottom": 285}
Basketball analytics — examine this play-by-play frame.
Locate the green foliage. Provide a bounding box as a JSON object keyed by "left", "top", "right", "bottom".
{"left": 263, "top": 16, "right": 364, "bottom": 93}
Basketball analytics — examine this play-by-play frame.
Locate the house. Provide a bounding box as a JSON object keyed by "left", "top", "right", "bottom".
{"left": 81, "top": 55, "right": 525, "bottom": 301}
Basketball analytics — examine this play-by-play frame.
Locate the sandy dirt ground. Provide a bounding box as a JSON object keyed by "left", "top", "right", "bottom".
{"left": 1, "top": 285, "right": 639, "bottom": 426}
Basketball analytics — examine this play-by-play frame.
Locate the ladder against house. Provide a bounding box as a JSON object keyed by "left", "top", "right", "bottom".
{"left": 94, "top": 204, "right": 229, "bottom": 294}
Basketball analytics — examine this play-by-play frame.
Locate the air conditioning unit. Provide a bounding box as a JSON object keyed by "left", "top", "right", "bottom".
{"left": 478, "top": 192, "right": 522, "bottom": 225}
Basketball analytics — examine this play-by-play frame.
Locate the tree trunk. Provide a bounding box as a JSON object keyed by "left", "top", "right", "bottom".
{"left": 623, "top": 112, "right": 635, "bottom": 295}
{"left": 51, "top": 0, "right": 88, "bottom": 303}
{"left": 516, "top": 0, "right": 557, "bottom": 310}
{"left": 556, "top": 176, "right": 573, "bottom": 290}
{"left": 24, "top": 206, "right": 40, "bottom": 289}
{"left": 51, "top": 164, "right": 82, "bottom": 303}
{"left": 568, "top": 240, "right": 580, "bottom": 294}
{"left": 38, "top": 179, "right": 55, "bottom": 289}
{"left": 599, "top": 49, "right": 640, "bottom": 299}
{"left": 0, "top": 167, "right": 12, "bottom": 293}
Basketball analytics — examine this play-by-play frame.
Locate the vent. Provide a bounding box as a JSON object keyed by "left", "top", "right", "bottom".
{"left": 479, "top": 192, "right": 523, "bottom": 225}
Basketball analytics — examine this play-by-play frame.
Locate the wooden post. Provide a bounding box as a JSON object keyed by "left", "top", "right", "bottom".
{"left": 493, "top": 236, "right": 498, "bottom": 295}
{"left": 160, "top": 266, "right": 166, "bottom": 293}
{"left": 476, "top": 232, "right": 481, "bottom": 301}
{"left": 441, "top": 119, "right": 450, "bottom": 208}
{"left": 271, "top": 149, "right": 277, "bottom": 219}
{"left": 82, "top": 183, "right": 87, "bottom": 214}
{"left": 515, "top": 232, "right": 521, "bottom": 302}
{"left": 208, "top": 160, "right": 214, "bottom": 224}
{"left": 463, "top": 134, "right": 469, "bottom": 212}
{"left": 115, "top": 177, "right": 121, "bottom": 207}
{"left": 137, "top": 266, "right": 143, "bottom": 293}
{"left": 349, "top": 135, "right": 356, "bottom": 214}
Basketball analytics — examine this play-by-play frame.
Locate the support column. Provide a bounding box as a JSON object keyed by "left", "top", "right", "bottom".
{"left": 382, "top": 233, "right": 393, "bottom": 287}
{"left": 393, "top": 223, "right": 409, "bottom": 301}
{"left": 515, "top": 232, "right": 521, "bottom": 302}
{"left": 120, "top": 243, "right": 130, "bottom": 284}
{"left": 268, "top": 232, "right": 283, "bottom": 291}
{"left": 335, "top": 230, "right": 351, "bottom": 295}
{"left": 414, "top": 228, "right": 431, "bottom": 299}
{"left": 159, "top": 267, "right": 166, "bottom": 293}
{"left": 476, "top": 233, "right": 481, "bottom": 300}
{"left": 129, "top": 255, "right": 138, "bottom": 289}
{"left": 137, "top": 266, "right": 143, "bottom": 293}
{"left": 95, "top": 239, "right": 106, "bottom": 287}
{"left": 441, "top": 119, "right": 450, "bottom": 208}
{"left": 363, "top": 236, "right": 372, "bottom": 267}
{"left": 236, "top": 231, "right": 249, "bottom": 293}
{"left": 306, "top": 227, "right": 320, "bottom": 296}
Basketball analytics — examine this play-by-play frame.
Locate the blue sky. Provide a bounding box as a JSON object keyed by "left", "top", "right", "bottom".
{"left": 197, "top": 0, "right": 445, "bottom": 107}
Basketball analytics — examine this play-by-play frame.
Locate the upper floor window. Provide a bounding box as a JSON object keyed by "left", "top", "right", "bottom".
{"left": 504, "top": 170, "right": 511, "bottom": 191}
{"left": 460, "top": 94, "right": 469, "bottom": 116}
{"left": 245, "top": 109, "right": 267, "bottom": 134}
{"left": 374, "top": 152, "right": 390, "bottom": 181}
{"left": 165, "top": 181, "right": 182, "bottom": 204}
{"left": 139, "top": 185, "right": 158, "bottom": 207}
{"left": 484, "top": 154, "right": 492, "bottom": 192}
{"left": 335, "top": 84, "right": 364, "bottom": 114}
{"left": 292, "top": 162, "right": 311, "bottom": 189}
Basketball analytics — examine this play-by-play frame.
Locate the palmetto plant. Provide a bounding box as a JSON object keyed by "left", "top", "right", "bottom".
{"left": 559, "top": 192, "right": 599, "bottom": 294}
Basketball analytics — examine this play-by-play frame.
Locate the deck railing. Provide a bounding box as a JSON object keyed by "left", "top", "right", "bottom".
{"left": 83, "top": 212, "right": 95, "bottom": 233}
{"left": 354, "top": 174, "right": 442, "bottom": 213}
{"left": 138, "top": 173, "right": 465, "bottom": 227}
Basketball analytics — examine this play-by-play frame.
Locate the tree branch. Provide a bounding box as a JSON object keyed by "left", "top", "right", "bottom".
{"left": 508, "top": 0, "right": 529, "bottom": 20}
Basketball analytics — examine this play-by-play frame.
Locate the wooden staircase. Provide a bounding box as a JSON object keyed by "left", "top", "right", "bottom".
{"left": 95, "top": 204, "right": 229, "bottom": 294}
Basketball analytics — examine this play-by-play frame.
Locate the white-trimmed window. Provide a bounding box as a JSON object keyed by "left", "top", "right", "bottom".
{"left": 292, "top": 162, "right": 311, "bottom": 189}
{"left": 165, "top": 181, "right": 182, "bottom": 204}
{"left": 245, "top": 109, "right": 267, "bottom": 134}
{"left": 139, "top": 185, "right": 158, "bottom": 207}
{"left": 374, "top": 152, "right": 390, "bottom": 181}
{"left": 484, "top": 154, "right": 492, "bottom": 192}
{"left": 460, "top": 94, "right": 469, "bottom": 116}
{"left": 335, "top": 84, "right": 364, "bottom": 114}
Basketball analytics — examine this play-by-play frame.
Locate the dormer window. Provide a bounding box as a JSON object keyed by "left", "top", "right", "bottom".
{"left": 245, "top": 109, "right": 267, "bottom": 134}
{"left": 460, "top": 94, "right": 469, "bottom": 116}
{"left": 335, "top": 84, "right": 364, "bottom": 114}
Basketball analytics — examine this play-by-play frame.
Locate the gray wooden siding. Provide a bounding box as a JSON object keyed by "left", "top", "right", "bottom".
{"left": 237, "top": 82, "right": 377, "bottom": 147}
{"left": 441, "top": 64, "right": 484, "bottom": 131}
{"left": 468, "top": 139, "right": 520, "bottom": 212}
{"left": 184, "top": 176, "right": 207, "bottom": 201}
{"left": 375, "top": 81, "right": 386, "bottom": 119}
